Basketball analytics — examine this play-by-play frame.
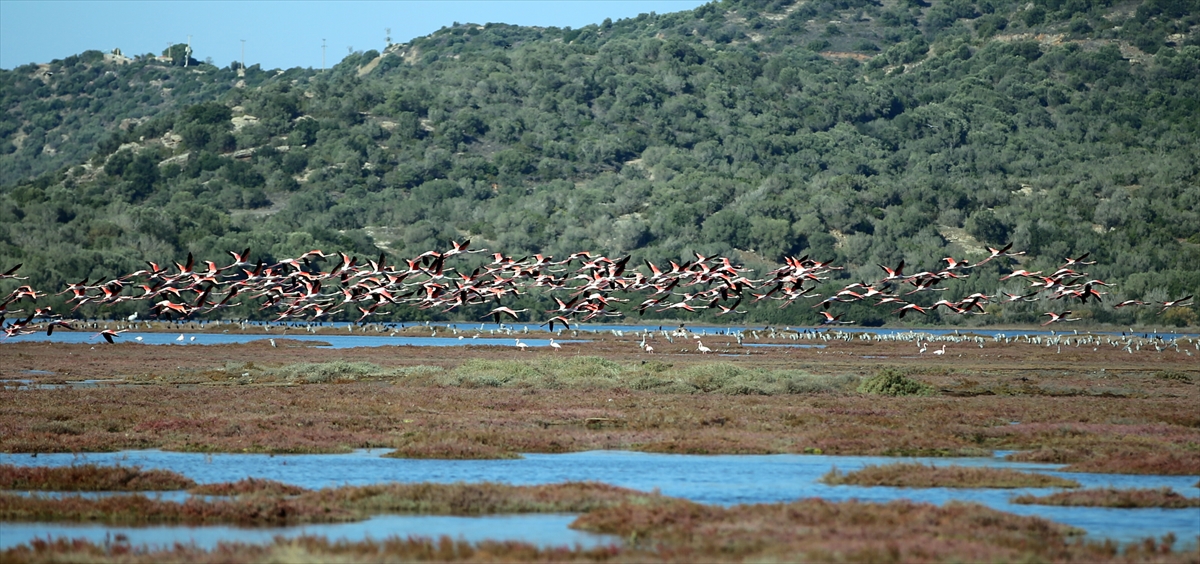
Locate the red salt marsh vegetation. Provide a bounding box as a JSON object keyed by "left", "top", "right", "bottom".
{"left": 0, "top": 489, "right": 358, "bottom": 526}
{"left": 1013, "top": 487, "right": 1200, "bottom": 508}
{"left": 0, "top": 335, "right": 1198, "bottom": 475}
{"left": 571, "top": 497, "right": 1195, "bottom": 563}
{"left": 0, "top": 481, "right": 661, "bottom": 525}
{"left": 186, "top": 478, "right": 305, "bottom": 497}
{"left": 820, "top": 461, "right": 1082, "bottom": 488}
{"left": 5, "top": 497, "right": 1194, "bottom": 563}
{"left": 0, "top": 464, "right": 194, "bottom": 491}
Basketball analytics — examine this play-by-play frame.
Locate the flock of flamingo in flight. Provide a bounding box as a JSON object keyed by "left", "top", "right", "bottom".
{"left": 0, "top": 240, "right": 1193, "bottom": 344}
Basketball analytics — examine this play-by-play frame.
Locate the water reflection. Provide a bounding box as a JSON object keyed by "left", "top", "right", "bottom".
{"left": 0, "top": 514, "right": 616, "bottom": 551}
{"left": 2, "top": 450, "right": 1196, "bottom": 547}
{"left": 5, "top": 490, "right": 193, "bottom": 502}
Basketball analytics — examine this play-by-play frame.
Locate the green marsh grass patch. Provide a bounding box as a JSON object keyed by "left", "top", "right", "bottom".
{"left": 858, "top": 368, "right": 936, "bottom": 396}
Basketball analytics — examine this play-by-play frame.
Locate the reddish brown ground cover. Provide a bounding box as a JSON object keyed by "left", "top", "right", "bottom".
{"left": 572, "top": 497, "right": 1195, "bottom": 563}
{"left": 821, "top": 462, "right": 1081, "bottom": 488}
{"left": 0, "top": 481, "right": 661, "bottom": 525}
{"left": 187, "top": 478, "right": 305, "bottom": 497}
{"left": 6, "top": 497, "right": 1191, "bottom": 563}
{"left": 1, "top": 332, "right": 1197, "bottom": 475}
{"left": 1013, "top": 487, "right": 1200, "bottom": 508}
{"left": 0, "top": 490, "right": 358, "bottom": 525}
{"left": 0, "top": 464, "right": 194, "bottom": 491}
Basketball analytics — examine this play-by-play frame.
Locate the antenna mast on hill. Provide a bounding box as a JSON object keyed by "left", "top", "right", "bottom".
{"left": 185, "top": 35, "right": 192, "bottom": 67}
{"left": 241, "top": 39, "right": 245, "bottom": 69}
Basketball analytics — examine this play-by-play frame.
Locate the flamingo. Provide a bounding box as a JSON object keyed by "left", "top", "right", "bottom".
{"left": 712, "top": 298, "right": 746, "bottom": 316}
{"left": 297, "top": 249, "right": 335, "bottom": 262}
{"left": 696, "top": 340, "right": 711, "bottom": 354}
{"left": 1001, "top": 292, "right": 1036, "bottom": 303}
{"left": 1113, "top": 299, "right": 1149, "bottom": 308}
{"left": 1159, "top": 295, "right": 1193, "bottom": 313}
{"left": 1041, "top": 311, "right": 1079, "bottom": 326}
{"left": 817, "top": 311, "right": 852, "bottom": 325}
{"left": 173, "top": 252, "right": 195, "bottom": 276}
{"left": 484, "top": 306, "right": 529, "bottom": 324}
{"left": 995, "top": 242, "right": 1024, "bottom": 257}
{"left": 3, "top": 324, "right": 37, "bottom": 339}
{"left": 226, "top": 247, "right": 253, "bottom": 270}
{"left": 974, "top": 242, "right": 1014, "bottom": 267}
{"left": 446, "top": 239, "right": 485, "bottom": 256}
{"left": 17, "top": 242, "right": 1149, "bottom": 343}
{"left": 203, "top": 287, "right": 241, "bottom": 313}
{"left": 356, "top": 304, "right": 380, "bottom": 323}
{"left": 94, "top": 329, "right": 127, "bottom": 344}
{"left": 1062, "top": 252, "right": 1097, "bottom": 267}
{"left": 932, "top": 344, "right": 946, "bottom": 355}
{"left": 941, "top": 256, "right": 970, "bottom": 270}
{"left": 549, "top": 338, "right": 561, "bottom": 352}
{"left": 0, "top": 263, "right": 26, "bottom": 280}
{"left": 45, "top": 320, "right": 73, "bottom": 335}
{"left": 515, "top": 338, "right": 528, "bottom": 351}
{"left": 6, "top": 285, "right": 42, "bottom": 302}
{"left": 999, "top": 270, "right": 1042, "bottom": 281}
{"left": 656, "top": 301, "right": 696, "bottom": 313}
{"left": 892, "top": 303, "right": 927, "bottom": 318}
{"left": 932, "top": 299, "right": 965, "bottom": 314}
{"left": 540, "top": 316, "right": 572, "bottom": 332}
{"left": 877, "top": 260, "right": 905, "bottom": 281}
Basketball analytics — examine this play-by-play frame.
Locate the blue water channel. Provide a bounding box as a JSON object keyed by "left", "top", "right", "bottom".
{"left": 0, "top": 514, "right": 609, "bottom": 551}
{"left": 1, "top": 450, "right": 1196, "bottom": 551}
{"left": 0, "top": 331, "right": 584, "bottom": 349}
{"left": 3, "top": 321, "right": 1195, "bottom": 348}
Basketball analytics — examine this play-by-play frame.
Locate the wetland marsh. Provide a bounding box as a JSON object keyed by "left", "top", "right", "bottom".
{"left": 1, "top": 328, "right": 1197, "bottom": 561}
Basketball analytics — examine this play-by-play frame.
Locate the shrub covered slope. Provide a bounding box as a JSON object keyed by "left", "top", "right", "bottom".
{"left": 2, "top": 0, "right": 1198, "bottom": 326}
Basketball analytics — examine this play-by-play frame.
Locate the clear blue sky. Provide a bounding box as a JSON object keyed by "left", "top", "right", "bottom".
{"left": 0, "top": 1, "right": 710, "bottom": 70}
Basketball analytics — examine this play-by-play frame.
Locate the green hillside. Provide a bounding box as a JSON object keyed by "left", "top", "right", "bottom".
{"left": 1, "top": 0, "right": 1198, "bottom": 327}
{"left": 0, "top": 44, "right": 293, "bottom": 186}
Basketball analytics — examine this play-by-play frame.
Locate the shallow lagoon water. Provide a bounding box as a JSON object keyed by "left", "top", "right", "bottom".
{"left": 292, "top": 321, "right": 1200, "bottom": 341}
{"left": 0, "top": 332, "right": 585, "bottom": 349}
{"left": 2, "top": 450, "right": 1197, "bottom": 549}
{"left": 4, "top": 321, "right": 1194, "bottom": 349}
{"left": 0, "top": 514, "right": 614, "bottom": 551}
{"left": 742, "top": 343, "right": 825, "bottom": 348}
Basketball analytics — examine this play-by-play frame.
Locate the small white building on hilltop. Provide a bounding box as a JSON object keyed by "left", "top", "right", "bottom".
{"left": 104, "top": 48, "right": 133, "bottom": 65}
